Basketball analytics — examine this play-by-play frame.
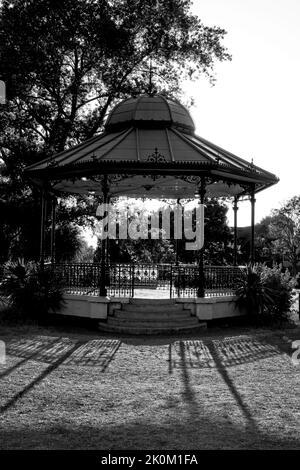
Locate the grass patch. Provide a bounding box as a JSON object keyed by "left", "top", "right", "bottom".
{"left": 0, "top": 323, "right": 300, "bottom": 450}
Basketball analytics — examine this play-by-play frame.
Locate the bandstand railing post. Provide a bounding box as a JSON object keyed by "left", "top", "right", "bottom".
{"left": 170, "top": 264, "right": 173, "bottom": 299}
{"left": 250, "top": 186, "right": 256, "bottom": 264}
{"left": 233, "top": 196, "right": 238, "bottom": 266}
{"left": 197, "top": 176, "right": 206, "bottom": 297}
{"left": 50, "top": 195, "right": 57, "bottom": 265}
{"left": 99, "top": 175, "right": 109, "bottom": 297}
{"left": 39, "top": 187, "right": 47, "bottom": 270}
{"left": 131, "top": 263, "right": 135, "bottom": 298}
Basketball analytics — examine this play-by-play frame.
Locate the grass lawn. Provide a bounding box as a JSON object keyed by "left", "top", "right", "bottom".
{"left": 0, "top": 320, "right": 300, "bottom": 450}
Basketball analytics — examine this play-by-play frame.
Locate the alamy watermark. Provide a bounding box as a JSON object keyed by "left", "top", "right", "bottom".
{"left": 0, "top": 340, "right": 6, "bottom": 365}
{"left": 291, "top": 340, "right": 300, "bottom": 365}
{"left": 0, "top": 80, "right": 6, "bottom": 105}
{"left": 96, "top": 203, "right": 204, "bottom": 250}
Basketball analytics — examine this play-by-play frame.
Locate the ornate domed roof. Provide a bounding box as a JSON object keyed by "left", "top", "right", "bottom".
{"left": 105, "top": 94, "right": 195, "bottom": 133}
{"left": 25, "top": 92, "right": 279, "bottom": 199}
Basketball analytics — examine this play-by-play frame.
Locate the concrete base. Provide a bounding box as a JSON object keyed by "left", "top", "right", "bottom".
{"left": 58, "top": 294, "right": 245, "bottom": 322}
{"left": 60, "top": 294, "right": 109, "bottom": 319}
{"left": 176, "top": 296, "right": 245, "bottom": 320}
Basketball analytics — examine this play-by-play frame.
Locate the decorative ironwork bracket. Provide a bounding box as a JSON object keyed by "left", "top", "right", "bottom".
{"left": 147, "top": 148, "right": 166, "bottom": 163}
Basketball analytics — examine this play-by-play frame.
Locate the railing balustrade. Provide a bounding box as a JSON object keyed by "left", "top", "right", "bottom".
{"left": 49, "top": 263, "right": 246, "bottom": 298}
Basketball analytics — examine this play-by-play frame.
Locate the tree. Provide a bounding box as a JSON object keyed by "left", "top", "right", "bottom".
{"left": 0, "top": 0, "right": 231, "bottom": 263}
{"left": 0, "top": 0, "right": 231, "bottom": 159}
{"left": 93, "top": 198, "right": 176, "bottom": 263}
{"left": 253, "top": 216, "right": 276, "bottom": 265}
{"left": 73, "top": 242, "right": 95, "bottom": 263}
{"left": 174, "top": 198, "right": 233, "bottom": 265}
{"left": 204, "top": 198, "right": 233, "bottom": 265}
{"left": 237, "top": 216, "right": 276, "bottom": 266}
{"left": 239, "top": 197, "right": 300, "bottom": 274}
{"left": 269, "top": 197, "right": 300, "bottom": 275}
{"left": 93, "top": 197, "right": 233, "bottom": 265}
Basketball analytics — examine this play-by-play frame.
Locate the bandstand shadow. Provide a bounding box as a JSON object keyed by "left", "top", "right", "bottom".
{"left": 3, "top": 337, "right": 122, "bottom": 371}
{"left": 0, "top": 337, "right": 63, "bottom": 379}
{"left": 168, "top": 335, "right": 284, "bottom": 372}
{"left": 63, "top": 339, "right": 121, "bottom": 370}
{"left": 208, "top": 340, "right": 258, "bottom": 432}
{"left": 0, "top": 337, "right": 122, "bottom": 413}
{"left": 173, "top": 341, "right": 258, "bottom": 433}
{"left": 168, "top": 335, "right": 288, "bottom": 434}
{"left": 0, "top": 341, "right": 82, "bottom": 414}
{"left": 123, "top": 337, "right": 177, "bottom": 346}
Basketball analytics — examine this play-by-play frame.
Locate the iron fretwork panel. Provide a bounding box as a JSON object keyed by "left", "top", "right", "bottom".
{"left": 50, "top": 263, "right": 245, "bottom": 298}
{"left": 108, "top": 263, "right": 133, "bottom": 298}
{"left": 204, "top": 266, "right": 245, "bottom": 297}
{"left": 53, "top": 263, "right": 101, "bottom": 295}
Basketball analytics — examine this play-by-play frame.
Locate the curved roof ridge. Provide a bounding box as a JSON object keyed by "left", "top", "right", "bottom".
{"left": 104, "top": 93, "right": 195, "bottom": 132}
{"left": 132, "top": 95, "right": 144, "bottom": 120}
{"left": 159, "top": 94, "right": 173, "bottom": 122}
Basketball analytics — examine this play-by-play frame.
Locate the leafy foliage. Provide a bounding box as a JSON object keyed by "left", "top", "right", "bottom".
{"left": 0, "top": 0, "right": 231, "bottom": 264}
{"left": 204, "top": 198, "right": 233, "bottom": 265}
{"left": 92, "top": 197, "right": 233, "bottom": 264}
{"left": 235, "top": 263, "right": 295, "bottom": 323}
{"left": 94, "top": 198, "right": 176, "bottom": 263}
{"left": 0, "top": 260, "right": 65, "bottom": 318}
{"left": 236, "top": 197, "right": 300, "bottom": 273}
{"left": 269, "top": 197, "right": 300, "bottom": 275}
{"left": 175, "top": 198, "right": 233, "bottom": 264}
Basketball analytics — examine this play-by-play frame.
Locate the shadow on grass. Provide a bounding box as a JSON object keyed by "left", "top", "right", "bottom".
{"left": 0, "top": 342, "right": 82, "bottom": 414}
{"left": 0, "top": 332, "right": 296, "bottom": 435}
{"left": 168, "top": 335, "right": 296, "bottom": 435}
{"left": 176, "top": 340, "right": 258, "bottom": 436}
{"left": 4, "top": 337, "right": 122, "bottom": 369}
{"left": 0, "top": 337, "right": 63, "bottom": 379}
{"left": 208, "top": 340, "right": 258, "bottom": 433}
{"left": 0, "top": 419, "right": 299, "bottom": 450}
{"left": 168, "top": 336, "right": 286, "bottom": 371}
{"left": 0, "top": 338, "right": 122, "bottom": 413}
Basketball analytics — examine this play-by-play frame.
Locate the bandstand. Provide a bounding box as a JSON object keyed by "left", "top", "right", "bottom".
{"left": 25, "top": 94, "right": 279, "bottom": 333}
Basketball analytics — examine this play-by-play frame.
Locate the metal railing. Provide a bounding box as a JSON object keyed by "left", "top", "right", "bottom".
{"left": 50, "top": 263, "right": 246, "bottom": 298}
{"left": 52, "top": 263, "right": 101, "bottom": 296}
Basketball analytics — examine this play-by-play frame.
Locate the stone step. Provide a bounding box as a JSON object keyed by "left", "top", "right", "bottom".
{"left": 129, "top": 299, "right": 176, "bottom": 305}
{"left": 113, "top": 309, "right": 190, "bottom": 319}
{"left": 99, "top": 298, "right": 202, "bottom": 335}
{"left": 111, "top": 310, "right": 193, "bottom": 320}
{"left": 98, "top": 321, "right": 207, "bottom": 335}
{"left": 122, "top": 303, "right": 185, "bottom": 313}
{"left": 108, "top": 316, "right": 199, "bottom": 327}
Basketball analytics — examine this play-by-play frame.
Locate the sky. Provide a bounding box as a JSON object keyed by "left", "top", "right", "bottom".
{"left": 183, "top": 0, "right": 300, "bottom": 226}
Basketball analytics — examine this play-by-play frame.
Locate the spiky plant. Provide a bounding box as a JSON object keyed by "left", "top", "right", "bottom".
{"left": 1, "top": 260, "right": 64, "bottom": 318}
{"left": 235, "top": 263, "right": 295, "bottom": 322}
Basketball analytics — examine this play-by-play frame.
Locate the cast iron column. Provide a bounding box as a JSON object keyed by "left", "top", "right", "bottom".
{"left": 106, "top": 195, "right": 111, "bottom": 267}
{"left": 176, "top": 198, "right": 181, "bottom": 265}
{"left": 50, "top": 196, "right": 57, "bottom": 265}
{"left": 197, "top": 177, "right": 206, "bottom": 298}
{"left": 250, "top": 187, "right": 256, "bottom": 263}
{"left": 233, "top": 196, "right": 238, "bottom": 266}
{"left": 100, "top": 175, "right": 109, "bottom": 296}
{"left": 39, "top": 188, "right": 47, "bottom": 269}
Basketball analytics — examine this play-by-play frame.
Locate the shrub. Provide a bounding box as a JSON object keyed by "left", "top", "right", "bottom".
{"left": 235, "top": 263, "right": 295, "bottom": 324}
{"left": 260, "top": 264, "right": 296, "bottom": 320}
{"left": 0, "top": 260, "right": 65, "bottom": 319}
